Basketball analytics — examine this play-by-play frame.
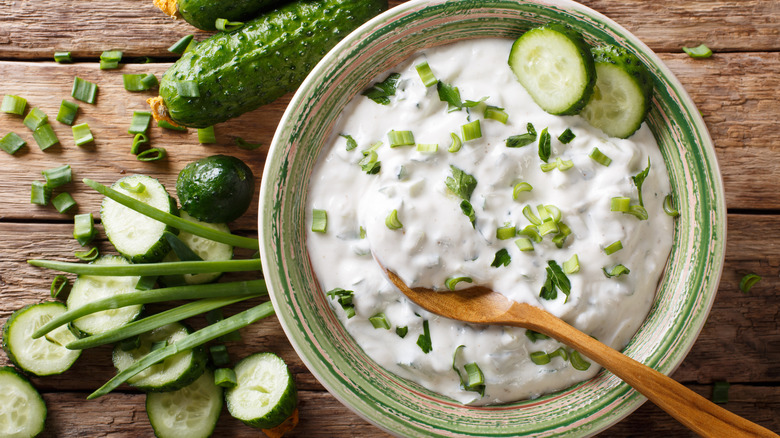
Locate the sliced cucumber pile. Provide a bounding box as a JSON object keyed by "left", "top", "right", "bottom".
{"left": 508, "top": 23, "right": 596, "bottom": 115}
{"left": 581, "top": 44, "right": 653, "bottom": 139}
{"left": 146, "top": 370, "right": 223, "bottom": 438}
{"left": 2, "top": 302, "right": 81, "bottom": 376}
{"left": 0, "top": 366, "right": 47, "bottom": 438}
{"left": 112, "top": 322, "right": 207, "bottom": 392}
{"left": 101, "top": 174, "right": 178, "bottom": 263}
{"left": 67, "top": 255, "right": 143, "bottom": 337}
{"left": 161, "top": 211, "right": 234, "bottom": 286}
{"left": 225, "top": 352, "right": 297, "bottom": 429}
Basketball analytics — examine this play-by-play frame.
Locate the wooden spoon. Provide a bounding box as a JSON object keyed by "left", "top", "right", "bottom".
{"left": 382, "top": 268, "right": 778, "bottom": 438}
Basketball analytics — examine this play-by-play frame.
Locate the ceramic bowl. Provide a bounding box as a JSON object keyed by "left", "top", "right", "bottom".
{"left": 259, "top": 0, "right": 725, "bottom": 436}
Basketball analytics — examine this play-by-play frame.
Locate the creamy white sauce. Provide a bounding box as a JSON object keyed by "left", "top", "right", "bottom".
{"left": 306, "top": 39, "right": 673, "bottom": 405}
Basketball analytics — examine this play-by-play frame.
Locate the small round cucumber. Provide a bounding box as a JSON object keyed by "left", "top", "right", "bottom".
{"left": 0, "top": 366, "right": 47, "bottom": 438}
{"left": 176, "top": 155, "right": 255, "bottom": 223}
{"left": 162, "top": 211, "right": 234, "bottom": 285}
{"left": 581, "top": 44, "right": 653, "bottom": 139}
{"left": 225, "top": 352, "right": 297, "bottom": 429}
{"left": 101, "top": 175, "right": 178, "bottom": 263}
{"left": 508, "top": 23, "right": 596, "bottom": 115}
{"left": 2, "top": 302, "right": 81, "bottom": 376}
{"left": 146, "top": 370, "right": 223, "bottom": 438}
{"left": 67, "top": 255, "right": 143, "bottom": 337}
{"left": 112, "top": 322, "right": 207, "bottom": 392}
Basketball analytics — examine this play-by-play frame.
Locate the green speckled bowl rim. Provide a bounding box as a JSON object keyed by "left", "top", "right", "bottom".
{"left": 259, "top": 0, "right": 726, "bottom": 436}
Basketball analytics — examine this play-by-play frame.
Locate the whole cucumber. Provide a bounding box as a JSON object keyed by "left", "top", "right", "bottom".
{"left": 154, "top": 0, "right": 388, "bottom": 128}
{"left": 179, "top": 0, "right": 286, "bottom": 31}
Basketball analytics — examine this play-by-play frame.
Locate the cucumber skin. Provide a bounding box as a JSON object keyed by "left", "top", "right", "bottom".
{"left": 591, "top": 44, "right": 653, "bottom": 127}
{"left": 178, "top": 0, "right": 285, "bottom": 31}
{"left": 160, "top": 0, "right": 388, "bottom": 128}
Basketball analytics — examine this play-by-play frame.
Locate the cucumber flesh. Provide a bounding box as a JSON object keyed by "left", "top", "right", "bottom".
{"left": 225, "top": 352, "right": 297, "bottom": 429}
{"left": 67, "top": 255, "right": 143, "bottom": 337}
{"left": 101, "top": 175, "right": 178, "bottom": 263}
{"left": 113, "top": 322, "right": 206, "bottom": 392}
{"left": 581, "top": 44, "right": 653, "bottom": 139}
{"left": 0, "top": 366, "right": 46, "bottom": 438}
{"left": 162, "top": 212, "right": 233, "bottom": 285}
{"left": 2, "top": 303, "right": 81, "bottom": 376}
{"left": 508, "top": 24, "right": 595, "bottom": 115}
{"left": 146, "top": 370, "right": 222, "bottom": 438}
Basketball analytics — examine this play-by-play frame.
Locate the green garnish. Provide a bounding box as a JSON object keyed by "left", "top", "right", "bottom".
{"left": 603, "top": 264, "right": 630, "bottom": 278}
{"left": 0, "top": 132, "right": 26, "bottom": 155}
{"left": 448, "top": 132, "right": 463, "bottom": 153}
{"left": 214, "top": 368, "right": 238, "bottom": 388}
{"left": 388, "top": 130, "right": 415, "bottom": 148}
{"left": 358, "top": 150, "right": 381, "bottom": 174}
{"left": 362, "top": 73, "right": 401, "bottom": 105}
{"left": 463, "top": 362, "right": 485, "bottom": 395}
{"left": 461, "top": 120, "right": 482, "bottom": 142}
{"left": 604, "top": 240, "right": 623, "bottom": 255}
{"left": 682, "top": 44, "right": 713, "bottom": 59}
{"left": 131, "top": 133, "right": 149, "bottom": 155}
{"left": 311, "top": 209, "right": 327, "bottom": 233}
{"left": 385, "top": 209, "right": 403, "bottom": 230}
{"left": 32, "top": 124, "right": 59, "bottom": 150}
{"left": 30, "top": 181, "right": 52, "bottom": 206}
{"left": 51, "top": 192, "right": 76, "bottom": 213}
{"left": 128, "top": 111, "right": 152, "bottom": 135}
{"left": 50, "top": 275, "right": 70, "bottom": 298}
{"left": 739, "top": 274, "right": 761, "bottom": 293}
{"left": 522, "top": 205, "right": 541, "bottom": 226}
{"left": 56, "top": 100, "right": 79, "bottom": 125}
{"left": 538, "top": 128, "right": 551, "bottom": 162}
{"left": 23, "top": 107, "right": 48, "bottom": 131}
{"left": 515, "top": 237, "right": 534, "bottom": 252}
{"left": 197, "top": 126, "right": 216, "bottom": 144}
{"left": 569, "top": 350, "right": 591, "bottom": 371}
{"left": 123, "top": 74, "right": 158, "bottom": 91}
{"left": 496, "top": 225, "right": 516, "bottom": 240}
{"left": 215, "top": 18, "right": 244, "bottom": 32}
{"left": 42, "top": 165, "right": 71, "bottom": 188}
{"left": 663, "top": 194, "right": 680, "bottom": 217}
{"left": 54, "top": 52, "right": 73, "bottom": 63}
{"left": 625, "top": 204, "right": 649, "bottom": 220}
{"left": 416, "top": 143, "right": 438, "bottom": 153}
{"left": 445, "top": 276, "right": 473, "bottom": 291}
{"left": 71, "top": 77, "right": 98, "bottom": 104}
{"left": 415, "top": 61, "right": 437, "bottom": 87}
{"left": 74, "top": 247, "right": 99, "bottom": 261}
{"left": 558, "top": 128, "right": 576, "bottom": 144}
{"left": 158, "top": 120, "right": 187, "bottom": 131}
{"left": 99, "top": 50, "right": 123, "bottom": 70}
{"left": 519, "top": 225, "right": 542, "bottom": 243}
{"left": 168, "top": 35, "right": 194, "bottom": 54}
{"left": 491, "top": 248, "right": 511, "bottom": 268}
{"left": 73, "top": 213, "right": 96, "bottom": 246}
{"left": 137, "top": 148, "right": 167, "bottom": 162}
{"left": 417, "top": 320, "right": 432, "bottom": 353}
{"left": 610, "top": 197, "right": 631, "bottom": 212}
{"left": 484, "top": 106, "right": 508, "bottom": 124}
{"left": 563, "top": 254, "right": 580, "bottom": 274}
{"left": 436, "top": 81, "right": 463, "bottom": 111}
{"left": 589, "top": 147, "right": 612, "bottom": 166}
{"left": 529, "top": 351, "right": 551, "bottom": 365}
{"left": 445, "top": 165, "right": 477, "bottom": 201}
{"left": 632, "top": 159, "right": 651, "bottom": 207}
{"left": 2, "top": 95, "right": 27, "bottom": 116}
{"left": 537, "top": 220, "right": 559, "bottom": 237}
{"left": 506, "top": 133, "right": 536, "bottom": 148}
{"left": 340, "top": 134, "right": 357, "bottom": 151}
{"left": 369, "top": 313, "right": 391, "bottom": 330}
{"left": 539, "top": 260, "right": 571, "bottom": 302}
{"left": 512, "top": 182, "right": 533, "bottom": 200}
{"left": 209, "top": 345, "right": 231, "bottom": 367}
{"left": 524, "top": 330, "right": 549, "bottom": 343}
{"left": 395, "top": 326, "right": 408, "bottom": 338}
{"left": 326, "top": 288, "right": 355, "bottom": 319}
{"left": 460, "top": 200, "right": 476, "bottom": 228}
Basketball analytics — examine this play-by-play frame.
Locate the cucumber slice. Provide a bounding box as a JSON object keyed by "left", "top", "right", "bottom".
{"left": 508, "top": 23, "right": 596, "bottom": 115}
{"left": 112, "top": 322, "right": 207, "bottom": 392}
{"left": 101, "top": 175, "right": 178, "bottom": 263}
{"left": 2, "top": 302, "right": 81, "bottom": 376}
{"left": 581, "top": 44, "right": 653, "bottom": 138}
{"left": 66, "top": 255, "right": 143, "bottom": 337}
{"left": 162, "top": 211, "right": 233, "bottom": 285}
{"left": 146, "top": 370, "right": 222, "bottom": 438}
{"left": 225, "top": 352, "right": 297, "bottom": 429}
{"left": 0, "top": 366, "right": 46, "bottom": 437}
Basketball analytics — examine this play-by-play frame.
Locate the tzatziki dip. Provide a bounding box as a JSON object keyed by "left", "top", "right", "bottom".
{"left": 306, "top": 38, "right": 674, "bottom": 405}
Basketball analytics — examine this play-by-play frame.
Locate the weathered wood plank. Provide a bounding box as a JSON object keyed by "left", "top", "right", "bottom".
{"left": 0, "top": 0, "right": 776, "bottom": 60}
{"left": 1, "top": 52, "right": 779, "bottom": 217}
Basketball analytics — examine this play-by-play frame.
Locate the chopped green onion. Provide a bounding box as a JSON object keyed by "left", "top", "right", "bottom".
{"left": 119, "top": 180, "right": 146, "bottom": 194}
{"left": 445, "top": 276, "right": 473, "bottom": 291}
{"left": 135, "top": 275, "right": 157, "bottom": 291}
{"left": 395, "top": 326, "right": 408, "bottom": 338}
{"left": 538, "top": 128, "right": 551, "bottom": 162}
{"left": 388, "top": 130, "right": 415, "bottom": 148}
{"left": 522, "top": 205, "right": 541, "bottom": 226}
{"left": 491, "top": 248, "right": 511, "bottom": 267}
{"left": 130, "top": 133, "right": 149, "bottom": 155}
{"left": 558, "top": 128, "right": 576, "bottom": 144}
{"left": 663, "top": 194, "right": 680, "bottom": 217}
{"left": 175, "top": 81, "right": 200, "bottom": 98}
{"left": 72, "top": 123, "right": 94, "bottom": 146}
{"left": 569, "top": 350, "right": 591, "bottom": 371}
{"left": 525, "top": 330, "right": 549, "bottom": 343}
{"left": 214, "top": 368, "right": 237, "bottom": 388}
{"left": 56, "top": 100, "right": 79, "bottom": 125}
{"left": 28, "top": 259, "right": 262, "bottom": 279}
{"left": 23, "top": 107, "right": 48, "bottom": 131}
{"left": 540, "top": 162, "right": 557, "bottom": 172}
{"left": 54, "top": 51, "right": 73, "bottom": 63}
{"left": 71, "top": 77, "right": 98, "bottom": 104}
{"left": 448, "top": 132, "right": 462, "bottom": 153}
{"left": 136, "top": 147, "right": 167, "bottom": 162}
{"left": 416, "top": 143, "right": 438, "bottom": 153}
{"left": 463, "top": 362, "right": 485, "bottom": 389}
{"left": 2, "top": 94, "right": 27, "bottom": 115}
{"left": 625, "top": 204, "right": 649, "bottom": 220}
{"left": 683, "top": 44, "right": 713, "bottom": 59}
{"left": 461, "top": 120, "right": 482, "bottom": 142}
{"left": 215, "top": 18, "right": 244, "bottom": 32}
{"left": 42, "top": 164, "right": 72, "bottom": 188}
{"left": 512, "top": 182, "right": 533, "bottom": 200}
{"left": 604, "top": 240, "right": 623, "bottom": 255}
{"left": 515, "top": 237, "right": 534, "bottom": 252}
{"left": 552, "top": 228, "right": 570, "bottom": 249}
{"left": 632, "top": 159, "right": 651, "bottom": 207}
{"left": 496, "top": 225, "right": 516, "bottom": 240}
{"left": 530, "top": 351, "right": 551, "bottom": 365}
{"left": 157, "top": 120, "right": 187, "bottom": 131}
{"left": 168, "top": 35, "right": 194, "bottom": 54}
{"left": 340, "top": 134, "right": 357, "bottom": 151}
{"left": 556, "top": 158, "right": 574, "bottom": 171}
{"left": 52, "top": 192, "right": 76, "bottom": 213}
{"left": 50, "top": 275, "right": 70, "bottom": 299}
{"left": 30, "top": 181, "right": 52, "bottom": 205}
{"left": 506, "top": 133, "right": 536, "bottom": 148}
{"left": 99, "top": 60, "right": 119, "bottom": 70}
{"left": 415, "top": 61, "right": 437, "bottom": 87}
{"left": 385, "top": 209, "right": 403, "bottom": 230}
{"left": 0, "top": 132, "right": 26, "bottom": 155}
{"left": 538, "top": 220, "right": 559, "bottom": 236}
{"left": 362, "top": 73, "right": 400, "bottom": 105}
{"left": 128, "top": 111, "right": 152, "bottom": 135}
{"left": 416, "top": 320, "right": 432, "bottom": 354}
{"left": 123, "top": 74, "right": 158, "bottom": 91}
{"left": 100, "top": 50, "right": 123, "bottom": 63}
{"left": 209, "top": 345, "right": 231, "bottom": 367}
{"left": 198, "top": 126, "right": 216, "bottom": 144}
{"left": 611, "top": 197, "right": 631, "bottom": 212}
{"left": 73, "top": 213, "right": 96, "bottom": 246}
{"left": 74, "top": 247, "right": 99, "bottom": 262}
{"left": 445, "top": 166, "right": 477, "bottom": 201}
{"left": 484, "top": 106, "right": 508, "bottom": 124}
{"left": 538, "top": 204, "right": 553, "bottom": 222}
{"left": 712, "top": 381, "right": 729, "bottom": 404}
{"left": 359, "top": 226, "right": 366, "bottom": 239}
{"left": 520, "top": 225, "right": 542, "bottom": 243}
{"left": 184, "top": 38, "right": 199, "bottom": 53}
{"left": 326, "top": 288, "right": 355, "bottom": 318}
{"left": 545, "top": 205, "right": 562, "bottom": 223}
{"left": 589, "top": 147, "right": 612, "bottom": 166}
{"left": 603, "top": 264, "right": 630, "bottom": 278}
{"left": 563, "top": 254, "right": 580, "bottom": 274}
{"left": 32, "top": 124, "right": 59, "bottom": 150}
{"left": 311, "top": 209, "right": 327, "bottom": 233}
{"left": 140, "top": 73, "right": 159, "bottom": 89}
{"left": 460, "top": 200, "right": 476, "bottom": 228}
{"left": 369, "top": 313, "right": 391, "bottom": 330}
{"left": 739, "top": 273, "right": 761, "bottom": 293}
{"left": 549, "top": 347, "right": 568, "bottom": 361}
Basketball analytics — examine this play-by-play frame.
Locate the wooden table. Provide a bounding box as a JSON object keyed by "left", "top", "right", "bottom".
{"left": 1, "top": 0, "right": 777, "bottom": 436}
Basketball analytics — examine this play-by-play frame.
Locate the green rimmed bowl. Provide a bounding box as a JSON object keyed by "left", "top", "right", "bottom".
{"left": 259, "top": 0, "right": 725, "bottom": 436}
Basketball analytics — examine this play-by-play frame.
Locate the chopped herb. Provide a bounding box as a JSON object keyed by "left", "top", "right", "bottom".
{"left": 589, "top": 147, "right": 612, "bottom": 166}
{"left": 527, "top": 123, "right": 537, "bottom": 136}
{"left": 74, "top": 247, "right": 99, "bottom": 261}
{"left": 522, "top": 205, "right": 541, "bottom": 226}
{"left": 100, "top": 50, "right": 122, "bottom": 63}
{"left": 463, "top": 362, "right": 485, "bottom": 395}
{"left": 23, "top": 107, "right": 48, "bottom": 131}
{"left": 540, "top": 261, "right": 571, "bottom": 302}
{"left": 524, "top": 330, "right": 549, "bottom": 343}
{"left": 415, "top": 61, "right": 437, "bottom": 87}
{"left": 123, "top": 74, "right": 158, "bottom": 92}
{"left": 445, "top": 276, "right": 473, "bottom": 291}
{"left": 235, "top": 137, "right": 262, "bottom": 150}
{"left": 604, "top": 240, "right": 623, "bottom": 255}
{"left": 215, "top": 18, "right": 244, "bottom": 32}
{"left": 73, "top": 213, "right": 96, "bottom": 246}
{"left": 71, "top": 77, "right": 98, "bottom": 104}
{"left": 448, "top": 132, "right": 462, "bottom": 153}
{"left": 340, "top": 134, "right": 357, "bottom": 151}
{"left": 417, "top": 320, "right": 432, "bottom": 353}
{"left": 395, "top": 326, "right": 408, "bottom": 338}
{"left": 632, "top": 158, "right": 651, "bottom": 206}
{"left": 214, "top": 368, "right": 238, "bottom": 388}
{"left": 538, "top": 128, "right": 551, "bottom": 162}
{"left": 515, "top": 237, "right": 534, "bottom": 252}
{"left": 484, "top": 106, "right": 508, "bottom": 124}
{"left": 32, "top": 124, "right": 59, "bottom": 150}
{"left": 56, "top": 100, "right": 79, "bottom": 125}
{"left": 30, "top": 180, "right": 52, "bottom": 206}
{"left": 128, "top": 111, "right": 152, "bottom": 135}
{"left": 491, "top": 248, "right": 511, "bottom": 268}
{"left": 72, "top": 123, "right": 94, "bottom": 146}
{"left": 42, "top": 165, "right": 72, "bottom": 188}
{"left": 326, "top": 288, "right": 356, "bottom": 319}
{"left": 739, "top": 273, "right": 761, "bottom": 293}
{"left": 529, "top": 351, "right": 551, "bottom": 365}
{"left": 549, "top": 347, "right": 568, "bottom": 361}
{"left": 50, "top": 275, "right": 71, "bottom": 299}
{"left": 209, "top": 345, "right": 230, "bottom": 367}
{"left": 537, "top": 220, "right": 559, "bottom": 236}
{"left": 506, "top": 133, "right": 536, "bottom": 148}
{"left": 625, "top": 204, "right": 649, "bottom": 220}
{"left": 610, "top": 197, "right": 631, "bottom": 212}
{"left": 388, "top": 130, "right": 415, "bottom": 148}
{"left": 496, "top": 225, "right": 516, "bottom": 240}
{"left": 603, "top": 264, "right": 630, "bottom": 278}
{"left": 52, "top": 192, "right": 77, "bottom": 213}
{"left": 683, "top": 44, "right": 713, "bottom": 59}
{"left": 369, "top": 313, "right": 391, "bottom": 330}
{"left": 461, "top": 120, "right": 482, "bottom": 142}
{"left": 140, "top": 74, "right": 159, "bottom": 89}
{"left": 512, "top": 182, "right": 533, "bottom": 200}
{"left": 358, "top": 150, "right": 381, "bottom": 174}
{"left": 416, "top": 143, "right": 438, "bottom": 153}
{"left": 436, "top": 81, "right": 463, "bottom": 111}
{"left": 663, "top": 193, "right": 680, "bottom": 217}
{"left": 2, "top": 95, "right": 27, "bottom": 116}
{"left": 563, "top": 254, "right": 580, "bottom": 274}
{"left": 0, "top": 132, "right": 26, "bottom": 155}
{"left": 311, "top": 209, "right": 327, "bottom": 233}
{"left": 136, "top": 147, "right": 167, "bottom": 162}
{"left": 519, "top": 225, "right": 542, "bottom": 243}
{"left": 712, "top": 381, "right": 729, "bottom": 404}
{"left": 569, "top": 350, "right": 591, "bottom": 371}
{"left": 54, "top": 52, "right": 73, "bottom": 63}
{"left": 459, "top": 200, "right": 476, "bottom": 228}
{"left": 131, "top": 133, "right": 149, "bottom": 155}
{"left": 385, "top": 209, "right": 403, "bottom": 230}
{"left": 558, "top": 128, "right": 576, "bottom": 144}
{"left": 168, "top": 35, "right": 194, "bottom": 54}
{"left": 119, "top": 180, "right": 146, "bottom": 194}
{"left": 445, "top": 165, "right": 477, "bottom": 201}
{"left": 362, "top": 73, "right": 401, "bottom": 105}
{"left": 197, "top": 126, "right": 217, "bottom": 144}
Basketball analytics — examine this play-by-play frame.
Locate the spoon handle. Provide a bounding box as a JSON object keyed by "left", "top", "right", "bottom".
{"left": 510, "top": 303, "right": 778, "bottom": 438}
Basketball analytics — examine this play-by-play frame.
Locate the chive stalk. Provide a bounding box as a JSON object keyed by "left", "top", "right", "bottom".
{"left": 739, "top": 274, "right": 761, "bottom": 293}
{"left": 557, "top": 129, "right": 576, "bottom": 144}
{"left": 512, "top": 182, "right": 533, "bottom": 200}
{"left": 610, "top": 197, "right": 631, "bottom": 212}
{"left": 663, "top": 194, "right": 680, "bottom": 217}
{"left": 137, "top": 147, "right": 167, "bottom": 162}
{"left": 563, "top": 254, "right": 580, "bottom": 274}
{"left": 215, "top": 368, "right": 238, "bottom": 388}
{"left": 28, "top": 258, "right": 262, "bottom": 277}
{"left": 209, "top": 345, "right": 231, "bottom": 367}
{"left": 515, "top": 237, "right": 534, "bottom": 252}
{"left": 198, "top": 126, "right": 217, "bottom": 144}
{"left": 74, "top": 247, "right": 99, "bottom": 261}
{"left": 682, "top": 44, "right": 713, "bottom": 59}
{"left": 50, "top": 275, "right": 70, "bottom": 298}
{"left": 416, "top": 143, "right": 438, "bottom": 153}
{"left": 496, "top": 225, "right": 516, "bottom": 240}
{"left": 604, "top": 240, "right": 623, "bottom": 255}
{"left": 484, "top": 106, "right": 508, "bottom": 124}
